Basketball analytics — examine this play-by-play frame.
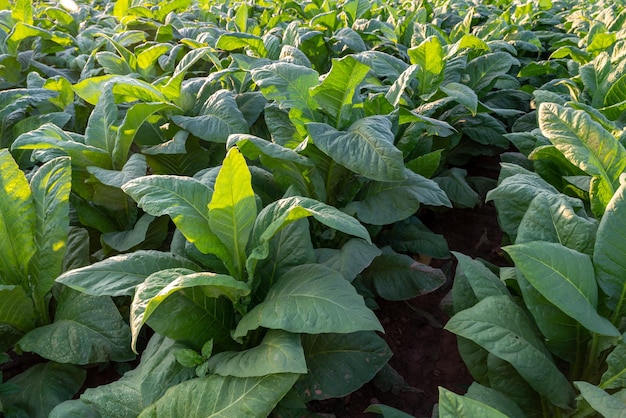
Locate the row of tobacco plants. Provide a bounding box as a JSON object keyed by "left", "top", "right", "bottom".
{"left": 1, "top": 0, "right": 626, "bottom": 416}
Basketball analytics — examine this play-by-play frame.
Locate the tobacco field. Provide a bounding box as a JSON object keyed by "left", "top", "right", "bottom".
{"left": 2, "top": 0, "right": 626, "bottom": 416}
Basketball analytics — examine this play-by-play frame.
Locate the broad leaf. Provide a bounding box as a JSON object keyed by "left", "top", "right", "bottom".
{"left": 85, "top": 86, "right": 117, "bottom": 156}
{"left": 138, "top": 373, "right": 299, "bottom": 418}
{"left": 446, "top": 295, "right": 575, "bottom": 409}
{"left": 1, "top": 362, "right": 85, "bottom": 418}
{"left": 601, "top": 336, "right": 626, "bottom": 389}
{"left": 575, "top": 381, "right": 626, "bottom": 418}
{"left": 0, "top": 285, "right": 34, "bottom": 350}
{"left": 538, "top": 103, "right": 626, "bottom": 215}
{"left": 296, "top": 331, "right": 391, "bottom": 400}
{"left": 0, "top": 149, "right": 35, "bottom": 285}
{"left": 171, "top": 90, "right": 248, "bottom": 143}
{"left": 208, "top": 330, "right": 306, "bottom": 377}
{"left": 57, "top": 334, "right": 195, "bottom": 418}
{"left": 466, "top": 52, "right": 518, "bottom": 93}
{"left": 56, "top": 250, "right": 201, "bottom": 297}
{"left": 208, "top": 147, "right": 256, "bottom": 279}
{"left": 440, "top": 82, "right": 478, "bottom": 115}
{"left": 246, "top": 196, "right": 370, "bottom": 279}
{"left": 345, "top": 170, "right": 451, "bottom": 225}
{"left": 17, "top": 288, "right": 134, "bottom": 364}
{"left": 234, "top": 264, "right": 382, "bottom": 338}
{"left": 361, "top": 247, "right": 446, "bottom": 300}
{"left": 310, "top": 55, "right": 370, "bottom": 129}
{"left": 594, "top": 182, "right": 626, "bottom": 315}
{"left": 307, "top": 116, "right": 406, "bottom": 182}
{"left": 465, "top": 383, "right": 527, "bottom": 418}
{"left": 408, "top": 36, "right": 445, "bottom": 98}
{"left": 130, "top": 268, "right": 247, "bottom": 351}
{"left": 28, "top": 156, "right": 71, "bottom": 304}
{"left": 123, "top": 175, "right": 228, "bottom": 258}
{"left": 504, "top": 241, "right": 620, "bottom": 337}
{"left": 438, "top": 387, "right": 510, "bottom": 418}
{"left": 88, "top": 153, "right": 147, "bottom": 189}
{"left": 516, "top": 193, "right": 598, "bottom": 255}
{"left": 316, "top": 238, "right": 381, "bottom": 282}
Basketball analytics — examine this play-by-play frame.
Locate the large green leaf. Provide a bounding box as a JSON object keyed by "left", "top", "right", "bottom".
{"left": 453, "top": 252, "right": 509, "bottom": 301}
{"left": 17, "top": 288, "right": 134, "bottom": 364}
{"left": 55, "top": 334, "right": 195, "bottom": 418}
{"left": 0, "top": 285, "right": 34, "bottom": 351}
{"left": 575, "top": 381, "right": 626, "bottom": 418}
{"left": 251, "top": 62, "right": 318, "bottom": 123}
{"left": 465, "top": 383, "right": 527, "bottom": 418}
{"left": 138, "top": 373, "right": 299, "bottom": 418}
{"left": 73, "top": 75, "right": 167, "bottom": 106}
{"left": 361, "top": 247, "right": 446, "bottom": 301}
{"left": 88, "top": 153, "right": 147, "bottom": 189}
{"left": 113, "top": 102, "right": 178, "bottom": 169}
{"left": 516, "top": 193, "right": 598, "bottom": 255}
{"left": 466, "top": 52, "right": 518, "bottom": 93}
{"left": 0, "top": 149, "right": 35, "bottom": 285}
{"left": 601, "top": 336, "right": 626, "bottom": 389}
{"left": 1, "top": 362, "right": 85, "bottom": 418}
{"left": 171, "top": 90, "right": 248, "bottom": 143}
{"left": 504, "top": 241, "right": 620, "bottom": 337}
{"left": 445, "top": 295, "right": 575, "bottom": 409}
{"left": 296, "top": 331, "right": 391, "bottom": 400}
{"left": 307, "top": 116, "right": 406, "bottom": 182}
{"left": 123, "top": 175, "right": 228, "bottom": 259}
{"left": 208, "top": 147, "right": 256, "bottom": 279}
{"left": 310, "top": 55, "right": 370, "bottom": 129}
{"left": 538, "top": 103, "right": 626, "bottom": 215}
{"left": 208, "top": 330, "right": 306, "bottom": 377}
{"left": 234, "top": 264, "right": 382, "bottom": 338}
{"left": 594, "top": 182, "right": 626, "bottom": 315}
{"left": 85, "top": 86, "right": 117, "bottom": 156}
{"left": 345, "top": 170, "right": 451, "bottom": 225}
{"left": 246, "top": 196, "right": 370, "bottom": 280}
{"left": 11, "top": 123, "right": 111, "bottom": 168}
{"left": 438, "top": 388, "right": 510, "bottom": 418}
{"left": 56, "top": 250, "right": 201, "bottom": 297}
{"left": 316, "top": 238, "right": 381, "bottom": 282}
{"left": 130, "top": 268, "right": 247, "bottom": 351}
{"left": 486, "top": 167, "right": 564, "bottom": 241}
{"left": 28, "top": 156, "right": 71, "bottom": 305}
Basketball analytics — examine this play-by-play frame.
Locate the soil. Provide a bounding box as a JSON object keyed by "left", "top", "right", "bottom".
{"left": 310, "top": 156, "right": 509, "bottom": 418}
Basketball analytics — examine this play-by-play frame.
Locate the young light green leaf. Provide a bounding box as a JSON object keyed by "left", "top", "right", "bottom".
{"left": 234, "top": 264, "right": 382, "bottom": 338}
{"left": 307, "top": 116, "right": 406, "bottom": 182}
{"left": 216, "top": 32, "right": 268, "bottom": 56}
{"left": 575, "top": 381, "right": 626, "bottom": 418}
{"left": 123, "top": 175, "right": 229, "bottom": 259}
{"left": 73, "top": 75, "right": 167, "bottom": 106}
{"left": 504, "top": 241, "right": 620, "bottom": 337}
{"left": 1, "top": 362, "right": 85, "bottom": 418}
{"left": 310, "top": 55, "right": 370, "bottom": 129}
{"left": 138, "top": 373, "right": 299, "bottom": 418}
{"left": 385, "top": 64, "right": 419, "bottom": 107}
{"left": 28, "top": 156, "right": 71, "bottom": 305}
{"left": 208, "top": 147, "right": 256, "bottom": 279}
{"left": 208, "top": 330, "right": 306, "bottom": 377}
{"left": 408, "top": 36, "right": 445, "bottom": 98}
{"left": 56, "top": 250, "right": 201, "bottom": 297}
{"left": 297, "top": 332, "right": 391, "bottom": 400}
{"left": 594, "top": 183, "right": 626, "bottom": 316}
{"left": 445, "top": 295, "right": 575, "bottom": 409}
{"left": 0, "top": 149, "right": 35, "bottom": 285}
{"left": 17, "top": 288, "right": 134, "bottom": 365}
{"left": 113, "top": 102, "right": 178, "bottom": 169}
{"left": 438, "top": 387, "right": 510, "bottom": 418}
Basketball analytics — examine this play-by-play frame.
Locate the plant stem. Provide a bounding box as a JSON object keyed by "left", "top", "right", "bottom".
{"left": 32, "top": 293, "right": 50, "bottom": 326}
{"left": 581, "top": 333, "right": 600, "bottom": 382}
{"left": 571, "top": 326, "right": 583, "bottom": 380}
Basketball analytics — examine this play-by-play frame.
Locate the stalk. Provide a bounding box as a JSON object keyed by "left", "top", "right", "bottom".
{"left": 581, "top": 333, "right": 600, "bottom": 382}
